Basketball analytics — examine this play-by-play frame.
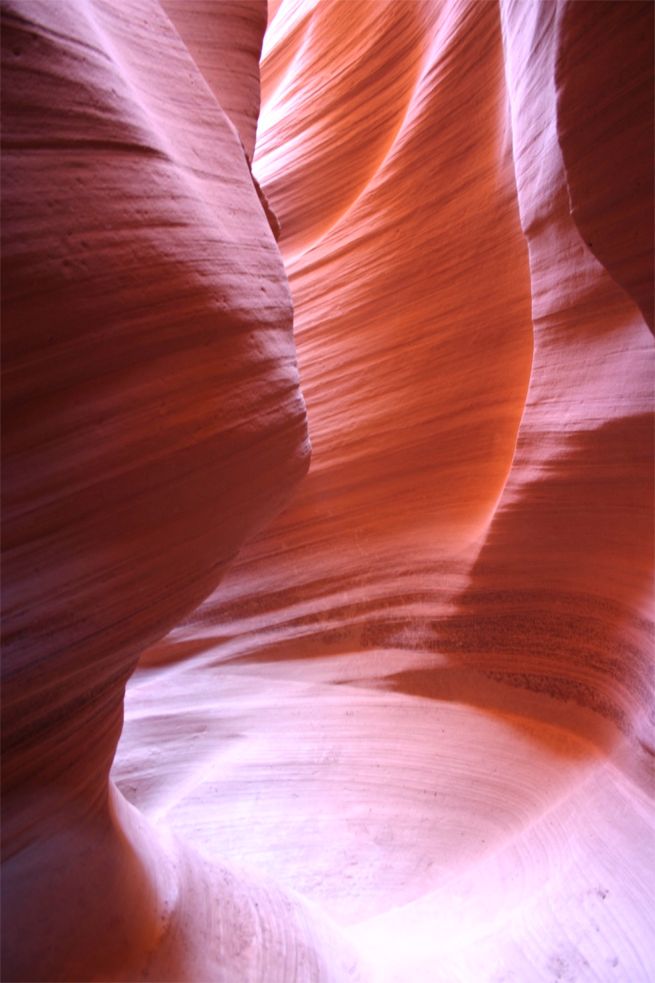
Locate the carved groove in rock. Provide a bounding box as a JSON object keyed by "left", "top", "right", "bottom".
{"left": 2, "top": 1, "right": 653, "bottom": 981}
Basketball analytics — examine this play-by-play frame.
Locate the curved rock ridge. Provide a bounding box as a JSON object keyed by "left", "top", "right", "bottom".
{"left": 555, "top": 1, "right": 654, "bottom": 332}
{"left": 160, "top": 0, "right": 267, "bottom": 162}
{"left": 120, "top": 1, "right": 654, "bottom": 981}
{"left": 1, "top": 0, "right": 653, "bottom": 981}
{"left": 1, "top": 2, "right": 355, "bottom": 981}
{"left": 147, "top": 0, "right": 653, "bottom": 752}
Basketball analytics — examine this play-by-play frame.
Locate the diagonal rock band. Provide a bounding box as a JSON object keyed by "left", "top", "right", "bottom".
{"left": 1, "top": 0, "right": 653, "bottom": 981}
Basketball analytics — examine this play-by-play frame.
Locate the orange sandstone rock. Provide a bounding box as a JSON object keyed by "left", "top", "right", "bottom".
{"left": 122, "top": 2, "right": 654, "bottom": 980}
{"left": 2, "top": 0, "right": 653, "bottom": 981}
{"left": 1, "top": 2, "right": 338, "bottom": 980}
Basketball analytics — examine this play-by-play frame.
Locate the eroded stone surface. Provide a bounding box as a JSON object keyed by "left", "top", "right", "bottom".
{"left": 2, "top": 1, "right": 653, "bottom": 980}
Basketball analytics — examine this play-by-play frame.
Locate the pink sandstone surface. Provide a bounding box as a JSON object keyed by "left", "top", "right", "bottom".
{"left": 1, "top": 1, "right": 653, "bottom": 981}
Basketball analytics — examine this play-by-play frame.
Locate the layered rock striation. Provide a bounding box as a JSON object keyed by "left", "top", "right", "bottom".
{"left": 2, "top": 2, "right": 330, "bottom": 980}
{"left": 2, "top": 1, "right": 653, "bottom": 981}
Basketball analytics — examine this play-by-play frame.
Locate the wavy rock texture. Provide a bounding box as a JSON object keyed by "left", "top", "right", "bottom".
{"left": 2, "top": 0, "right": 653, "bottom": 981}
{"left": 1, "top": 2, "right": 330, "bottom": 980}
{"left": 118, "top": 0, "right": 655, "bottom": 979}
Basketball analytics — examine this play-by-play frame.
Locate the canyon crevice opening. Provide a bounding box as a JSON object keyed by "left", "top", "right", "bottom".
{"left": 1, "top": 1, "right": 654, "bottom": 981}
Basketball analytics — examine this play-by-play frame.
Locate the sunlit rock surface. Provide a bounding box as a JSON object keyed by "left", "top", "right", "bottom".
{"left": 1, "top": 1, "right": 322, "bottom": 980}
{"left": 2, "top": 0, "right": 653, "bottom": 981}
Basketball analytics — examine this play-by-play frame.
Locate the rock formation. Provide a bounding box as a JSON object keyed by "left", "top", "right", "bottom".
{"left": 2, "top": 0, "right": 653, "bottom": 981}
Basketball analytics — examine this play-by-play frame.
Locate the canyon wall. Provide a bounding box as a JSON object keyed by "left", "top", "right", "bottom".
{"left": 2, "top": 0, "right": 653, "bottom": 981}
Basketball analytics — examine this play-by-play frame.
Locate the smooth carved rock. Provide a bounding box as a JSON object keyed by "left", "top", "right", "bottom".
{"left": 2, "top": 0, "right": 654, "bottom": 981}
{"left": 0, "top": 2, "right": 350, "bottom": 980}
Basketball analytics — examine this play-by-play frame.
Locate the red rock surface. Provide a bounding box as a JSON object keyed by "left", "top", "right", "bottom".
{"left": 2, "top": 1, "right": 653, "bottom": 981}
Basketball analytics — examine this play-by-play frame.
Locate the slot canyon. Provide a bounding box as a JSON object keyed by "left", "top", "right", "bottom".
{"left": 1, "top": 0, "right": 653, "bottom": 980}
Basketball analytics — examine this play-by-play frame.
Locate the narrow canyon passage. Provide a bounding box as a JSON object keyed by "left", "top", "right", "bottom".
{"left": 2, "top": 1, "right": 654, "bottom": 982}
